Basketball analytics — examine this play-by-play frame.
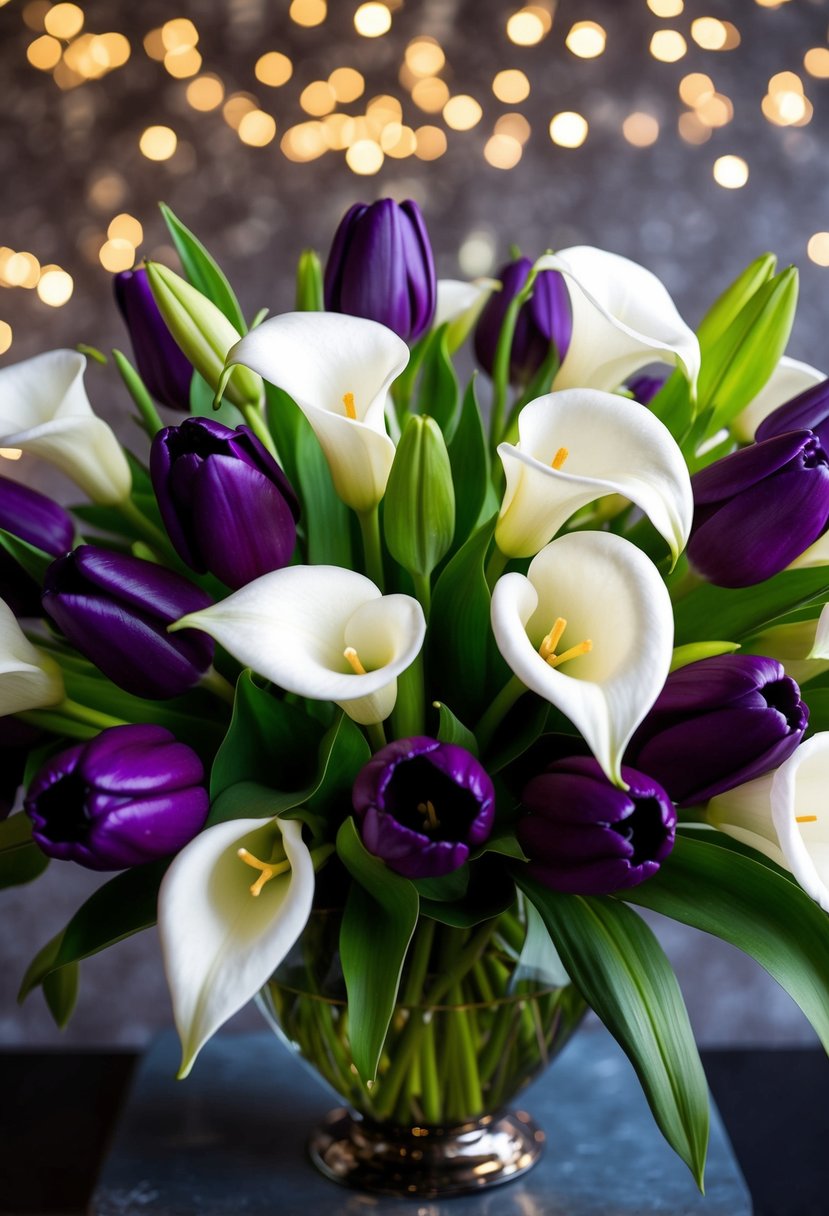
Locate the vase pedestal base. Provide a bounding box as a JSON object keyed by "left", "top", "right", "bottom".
{"left": 308, "top": 1106, "right": 543, "bottom": 1198}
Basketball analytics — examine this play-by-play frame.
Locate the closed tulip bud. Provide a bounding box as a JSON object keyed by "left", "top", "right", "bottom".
{"left": 383, "top": 415, "right": 455, "bottom": 579}
{"left": 295, "top": 249, "right": 324, "bottom": 312}
{"left": 324, "top": 199, "right": 436, "bottom": 343}
{"left": 695, "top": 252, "right": 777, "bottom": 351}
{"left": 518, "top": 756, "right": 676, "bottom": 895}
{"left": 25, "top": 724, "right": 209, "bottom": 870}
{"left": 144, "top": 262, "right": 262, "bottom": 409}
{"left": 755, "top": 377, "right": 829, "bottom": 450}
{"left": 42, "top": 546, "right": 214, "bottom": 700}
{"left": 474, "top": 257, "right": 572, "bottom": 386}
{"left": 628, "top": 654, "right": 808, "bottom": 806}
{"left": 0, "top": 475, "right": 74, "bottom": 616}
{"left": 151, "top": 418, "right": 299, "bottom": 589}
{"left": 115, "top": 268, "right": 193, "bottom": 412}
{"left": 688, "top": 429, "right": 829, "bottom": 587}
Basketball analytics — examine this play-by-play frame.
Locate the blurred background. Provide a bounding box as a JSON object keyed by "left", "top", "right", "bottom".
{"left": 2, "top": 0, "right": 829, "bottom": 1047}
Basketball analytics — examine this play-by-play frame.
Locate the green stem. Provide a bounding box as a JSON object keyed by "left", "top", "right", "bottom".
{"left": 420, "top": 1018, "right": 441, "bottom": 1124}
{"left": 18, "top": 698, "right": 128, "bottom": 739}
{"left": 241, "top": 401, "right": 280, "bottom": 461}
{"left": 475, "top": 675, "right": 527, "bottom": 753}
{"left": 390, "top": 650, "right": 425, "bottom": 739}
{"left": 365, "top": 720, "right": 387, "bottom": 753}
{"left": 412, "top": 570, "right": 431, "bottom": 617}
{"left": 402, "top": 918, "right": 435, "bottom": 1007}
{"left": 489, "top": 269, "right": 538, "bottom": 450}
{"left": 357, "top": 507, "right": 384, "bottom": 591}
{"left": 112, "top": 349, "right": 164, "bottom": 438}
{"left": 117, "top": 498, "right": 175, "bottom": 558}
{"left": 200, "top": 666, "right": 236, "bottom": 706}
{"left": 452, "top": 984, "right": 483, "bottom": 1116}
{"left": 58, "top": 698, "right": 127, "bottom": 729}
{"left": 485, "top": 545, "right": 509, "bottom": 592}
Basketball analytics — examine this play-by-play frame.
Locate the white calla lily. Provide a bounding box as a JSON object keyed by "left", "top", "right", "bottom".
{"left": 223, "top": 312, "right": 409, "bottom": 513}
{"left": 158, "top": 815, "right": 315, "bottom": 1077}
{"left": 434, "top": 278, "right": 499, "bottom": 351}
{"left": 491, "top": 531, "right": 673, "bottom": 785}
{"left": 495, "top": 389, "right": 692, "bottom": 561}
{"left": 172, "top": 565, "right": 426, "bottom": 725}
{"left": 0, "top": 350, "right": 131, "bottom": 504}
{"left": 534, "top": 247, "right": 700, "bottom": 394}
{"left": 0, "top": 597, "right": 64, "bottom": 714}
{"left": 708, "top": 733, "right": 829, "bottom": 913}
{"left": 747, "top": 604, "right": 829, "bottom": 686}
{"left": 732, "top": 355, "right": 825, "bottom": 443}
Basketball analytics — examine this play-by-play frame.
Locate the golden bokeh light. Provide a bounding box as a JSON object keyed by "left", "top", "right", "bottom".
{"left": 366, "top": 94, "right": 402, "bottom": 124}
{"left": 678, "top": 111, "right": 712, "bottom": 144}
{"left": 443, "top": 95, "right": 483, "bottom": 131}
{"left": 329, "top": 67, "right": 364, "bottom": 103}
{"left": 161, "top": 18, "right": 199, "bottom": 52}
{"left": 281, "top": 121, "right": 327, "bottom": 161}
{"left": 323, "top": 114, "right": 354, "bottom": 150}
{"left": 713, "top": 154, "right": 749, "bottom": 189}
{"left": 647, "top": 0, "right": 683, "bottom": 14}
{"left": 222, "top": 93, "right": 257, "bottom": 130}
{"left": 769, "top": 71, "right": 803, "bottom": 95}
{"left": 405, "top": 37, "right": 445, "bottom": 77}
{"left": 143, "top": 29, "right": 165, "bottom": 61}
{"left": 525, "top": 5, "right": 553, "bottom": 33}
{"left": 300, "top": 81, "right": 336, "bottom": 116}
{"left": 414, "top": 125, "right": 447, "bottom": 160}
{"left": 484, "top": 133, "right": 523, "bottom": 169}
{"left": 87, "top": 171, "right": 126, "bottom": 211}
{"left": 3, "top": 252, "right": 40, "bottom": 288}
{"left": 289, "top": 0, "right": 327, "bottom": 26}
{"left": 139, "top": 125, "right": 177, "bottom": 161}
{"left": 690, "top": 18, "right": 728, "bottom": 50}
{"left": 96, "top": 33, "right": 130, "bottom": 69}
{"left": 186, "top": 74, "right": 225, "bottom": 111}
{"left": 164, "top": 47, "right": 202, "bottom": 79}
{"left": 44, "top": 3, "right": 84, "bottom": 39}
{"left": 238, "top": 109, "right": 277, "bottom": 146}
{"left": 650, "top": 30, "right": 687, "bottom": 62}
{"left": 99, "top": 238, "right": 135, "bottom": 272}
{"left": 721, "top": 22, "right": 741, "bottom": 50}
{"left": 36, "top": 266, "right": 74, "bottom": 307}
{"left": 354, "top": 3, "right": 392, "bottom": 37}
{"left": 807, "top": 233, "right": 829, "bottom": 267}
{"left": 549, "top": 111, "right": 588, "bottom": 148}
{"left": 494, "top": 112, "right": 531, "bottom": 143}
{"left": 805, "top": 48, "right": 829, "bottom": 79}
{"left": 381, "top": 123, "right": 417, "bottom": 157}
{"left": 565, "top": 21, "right": 606, "bottom": 59}
{"left": 411, "top": 76, "right": 450, "bottom": 113}
{"left": 679, "top": 72, "right": 714, "bottom": 106}
{"left": 622, "top": 111, "right": 660, "bottom": 146}
{"left": 506, "top": 10, "right": 546, "bottom": 47}
{"left": 695, "top": 93, "right": 734, "bottom": 128}
{"left": 492, "top": 69, "right": 530, "bottom": 103}
{"left": 255, "top": 52, "right": 293, "bottom": 87}
{"left": 346, "top": 139, "right": 384, "bottom": 173}
{"left": 108, "top": 214, "right": 143, "bottom": 246}
{"left": 0, "top": 322, "right": 11, "bottom": 356}
{"left": 22, "top": 1, "right": 50, "bottom": 32}
{"left": 0, "top": 248, "right": 15, "bottom": 282}
{"left": 27, "top": 35, "right": 62, "bottom": 71}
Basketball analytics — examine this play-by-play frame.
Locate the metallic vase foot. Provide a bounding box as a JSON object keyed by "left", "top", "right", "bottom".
{"left": 308, "top": 1106, "right": 545, "bottom": 1198}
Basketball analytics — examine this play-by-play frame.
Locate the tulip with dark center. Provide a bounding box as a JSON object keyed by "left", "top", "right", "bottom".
{"left": 0, "top": 475, "right": 74, "bottom": 616}
{"left": 25, "top": 724, "right": 209, "bottom": 870}
{"left": 474, "top": 256, "right": 572, "bottom": 386}
{"left": 688, "top": 429, "right": 829, "bottom": 587}
{"left": 42, "top": 546, "right": 214, "bottom": 700}
{"left": 755, "top": 377, "right": 829, "bottom": 449}
{"left": 151, "top": 417, "right": 300, "bottom": 589}
{"left": 627, "top": 654, "right": 808, "bottom": 806}
{"left": 518, "top": 756, "right": 676, "bottom": 895}
{"left": 324, "top": 198, "right": 436, "bottom": 343}
{"left": 115, "top": 268, "right": 193, "bottom": 412}
{"left": 352, "top": 736, "right": 495, "bottom": 878}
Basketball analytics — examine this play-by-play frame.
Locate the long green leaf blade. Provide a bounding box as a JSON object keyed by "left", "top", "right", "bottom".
{"left": 159, "top": 202, "right": 247, "bottom": 332}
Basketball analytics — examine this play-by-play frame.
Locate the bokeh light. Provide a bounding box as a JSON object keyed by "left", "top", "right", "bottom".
{"left": 713, "top": 154, "right": 749, "bottom": 189}
{"left": 492, "top": 69, "right": 530, "bottom": 104}
{"left": 354, "top": 4, "right": 391, "bottom": 38}
{"left": 807, "top": 233, "right": 829, "bottom": 266}
{"left": 565, "top": 22, "right": 606, "bottom": 59}
{"left": 549, "top": 111, "right": 588, "bottom": 148}
{"left": 139, "top": 125, "right": 177, "bottom": 161}
{"left": 623, "top": 112, "right": 660, "bottom": 147}
{"left": 289, "top": 0, "right": 327, "bottom": 27}
{"left": 36, "top": 266, "right": 74, "bottom": 306}
{"left": 255, "top": 52, "right": 293, "bottom": 87}
{"left": 650, "top": 31, "right": 687, "bottom": 62}
{"left": 186, "top": 74, "right": 225, "bottom": 111}
{"left": 443, "top": 95, "right": 483, "bottom": 131}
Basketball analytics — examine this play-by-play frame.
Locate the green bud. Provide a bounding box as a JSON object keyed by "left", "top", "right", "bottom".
{"left": 295, "top": 249, "right": 324, "bottom": 312}
{"left": 145, "top": 262, "right": 262, "bottom": 408}
{"left": 669, "top": 641, "right": 739, "bottom": 673}
{"left": 384, "top": 414, "right": 455, "bottom": 578}
{"left": 696, "top": 252, "right": 777, "bottom": 353}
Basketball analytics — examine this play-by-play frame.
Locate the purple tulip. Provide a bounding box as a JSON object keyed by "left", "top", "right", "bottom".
{"left": 352, "top": 736, "right": 495, "bottom": 878}
{"left": 627, "top": 371, "right": 668, "bottom": 406}
{"left": 42, "top": 546, "right": 214, "bottom": 700}
{"left": 25, "top": 724, "right": 209, "bottom": 870}
{"left": 324, "top": 199, "right": 436, "bottom": 343}
{"left": 627, "top": 654, "right": 808, "bottom": 806}
{"left": 151, "top": 418, "right": 299, "bottom": 589}
{"left": 755, "top": 377, "right": 829, "bottom": 449}
{"left": 688, "top": 429, "right": 829, "bottom": 587}
{"left": 518, "top": 756, "right": 676, "bottom": 895}
{"left": 474, "top": 257, "right": 572, "bottom": 386}
{"left": 0, "top": 475, "right": 74, "bottom": 616}
{"left": 115, "top": 268, "right": 193, "bottom": 412}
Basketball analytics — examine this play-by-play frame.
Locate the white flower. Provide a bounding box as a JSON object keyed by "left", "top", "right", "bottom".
{"left": 747, "top": 604, "right": 829, "bottom": 686}
{"left": 434, "top": 278, "right": 498, "bottom": 351}
{"left": 172, "top": 564, "right": 426, "bottom": 726}
{"left": 0, "top": 597, "right": 64, "bottom": 714}
{"left": 534, "top": 247, "right": 700, "bottom": 394}
{"left": 491, "top": 531, "right": 673, "bottom": 785}
{"left": 0, "top": 350, "right": 131, "bottom": 504}
{"left": 158, "top": 815, "right": 315, "bottom": 1077}
{"left": 496, "top": 388, "right": 692, "bottom": 562}
{"left": 731, "top": 355, "right": 825, "bottom": 444}
{"left": 222, "top": 312, "right": 409, "bottom": 514}
{"left": 708, "top": 733, "right": 829, "bottom": 913}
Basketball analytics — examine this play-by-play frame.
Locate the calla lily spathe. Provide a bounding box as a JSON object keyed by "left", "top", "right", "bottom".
{"left": 158, "top": 815, "right": 314, "bottom": 1076}
{"left": 0, "top": 596, "right": 64, "bottom": 715}
{"left": 748, "top": 603, "right": 829, "bottom": 686}
{"left": 732, "top": 355, "right": 825, "bottom": 444}
{"left": 491, "top": 531, "right": 673, "bottom": 785}
{"left": 707, "top": 733, "right": 829, "bottom": 913}
{"left": 0, "top": 350, "right": 131, "bottom": 504}
{"left": 172, "top": 564, "right": 426, "bottom": 725}
{"left": 433, "top": 278, "right": 498, "bottom": 353}
{"left": 222, "top": 312, "right": 409, "bottom": 513}
{"left": 495, "top": 389, "right": 693, "bottom": 562}
{"left": 534, "top": 247, "right": 700, "bottom": 395}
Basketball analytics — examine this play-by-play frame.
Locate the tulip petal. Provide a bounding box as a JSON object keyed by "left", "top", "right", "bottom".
{"left": 496, "top": 389, "right": 692, "bottom": 561}
{"left": 535, "top": 247, "right": 700, "bottom": 394}
{"left": 158, "top": 815, "right": 315, "bottom": 1076}
{"left": 732, "top": 355, "right": 825, "bottom": 443}
{"left": 491, "top": 532, "right": 673, "bottom": 785}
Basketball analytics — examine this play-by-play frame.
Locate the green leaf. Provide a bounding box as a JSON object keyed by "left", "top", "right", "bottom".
{"left": 0, "top": 530, "right": 54, "bottom": 584}
{"left": 265, "top": 384, "right": 302, "bottom": 490}
{"left": 295, "top": 414, "right": 353, "bottom": 567}
{"left": 336, "top": 818, "right": 419, "bottom": 1080}
{"left": 413, "top": 865, "right": 470, "bottom": 903}
{"left": 517, "top": 874, "right": 709, "bottom": 1187}
{"left": 626, "top": 835, "right": 829, "bottom": 1056}
{"left": 447, "top": 378, "right": 490, "bottom": 556}
{"left": 43, "top": 960, "right": 79, "bottom": 1029}
{"left": 421, "top": 858, "right": 515, "bottom": 927}
{"left": 485, "top": 694, "right": 549, "bottom": 773}
{"left": 432, "top": 700, "right": 478, "bottom": 755}
{"left": 0, "top": 815, "right": 49, "bottom": 890}
{"left": 417, "top": 323, "right": 459, "bottom": 436}
{"left": 674, "top": 569, "right": 829, "bottom": 646}
{"left": 159, "top": 203, "right": 246, "bottom": 333}
{"left": 802, "top": 687, "right": 829, "bottom": 735}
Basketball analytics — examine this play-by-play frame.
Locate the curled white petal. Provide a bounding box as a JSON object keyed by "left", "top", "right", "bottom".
{"left": 434, "top": 278, "right": 499, "bottom": 350}
{"left": 495, "top": 389, "right": 692, "bottom": 561}
{"left": 0, "top": 598, "right": 64, "bottom": 714}
{"left": 731, "top": 355, "right": 825, "bottom": 444}
{"left": 748, "top": 604, "right": 829, "bottom": 685}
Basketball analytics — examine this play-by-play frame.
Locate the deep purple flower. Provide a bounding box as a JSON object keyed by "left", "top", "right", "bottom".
{"left": 324, "top": 199, "right": 436, "bottom": 343}
{"left": 115, "top": 267, "right": 193, "bottom": 412}
{"left": 518, "top": 756, "right": 676, "bottom": 895}
{"left": 42, "top": 546, "right": 214, "bottom": 700}
{"left": 352, "top": 736, "right": 495, "bottom": 878}
{"left": 755, "top": 377, "right": 829, "bottom": 449}
{"left": 25, "top": 724, "right": 208, "bottom": 870}
{"left": 627, "top": 371, "right": 668, "bottom": 406}
{"left": 628, "top": 654, "right": 808, "bottom": 806}
{"left": 688, "top": 429, "right": 829, "bottom": 587}
{"left": 474, "top": 257, "right": 572, "bottom": 386}
{"left": 0, "top": 475, "right": 74, "bottom": 616}
{"left": 151, "top": 417, "right": 299, "bottom": 589}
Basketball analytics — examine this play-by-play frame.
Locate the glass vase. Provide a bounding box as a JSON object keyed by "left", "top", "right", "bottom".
{"left": 258, "top": 906, "right": 586, "bottom": 1198}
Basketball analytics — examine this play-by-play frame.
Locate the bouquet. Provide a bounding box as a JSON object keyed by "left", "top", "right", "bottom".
{"left": 3, "top": 197, "right": 829, "bottom": 1194}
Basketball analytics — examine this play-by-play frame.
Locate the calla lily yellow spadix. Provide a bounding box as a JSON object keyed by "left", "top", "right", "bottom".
{"left": 218, "top": 312, "right": 409, "bottom": 514}
{"left": 491, "top": 531, "right": 673, "bottom": 786}
{"left": 0, "top": 596, "right": 65, "bottom": 715}
{"left": 495, "top": 389, "right": 693, "bottom": 562}
{"left": 171, "top": 564, "right": 426, "bottom": 725}
{"left": 158, "top": 815, "right": 315, "bottom": 1077}
{"left": 0, "top": 350, "right": 131, "bottom": 505}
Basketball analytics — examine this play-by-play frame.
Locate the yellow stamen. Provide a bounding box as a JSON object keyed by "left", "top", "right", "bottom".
{"left": 551, "top": 446, "right": 569, "bottom": 470}
{"left": 539, "top": 617, "right": 567, "bottom": 660}
{"left": 237, "top": 847, "right": 290, "bottom": 897}
{"left": 344, "top": 646, "right": 367, "bottom": 675}
{"left": 417, "top": 799, "right": 439, "bottom": 830}
{"left": 796, "top": 815, "right": 818, "bottom": 824}
{"left": 547, "top": 639, "right": 593, "bottom": 668}
{"left": 343, "top": 391, "right": 356, "bottom": 420}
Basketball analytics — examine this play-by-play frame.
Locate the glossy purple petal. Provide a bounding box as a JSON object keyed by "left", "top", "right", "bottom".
{"left": 756, "top": 378, "right": 829, "bottom": 449}
{"left": 474, "top": 257, "right": 572, "bottom": 385}
{"left": 627, "top": 372, "right": 668, "bottom": 406}
{"left": 115, "top": 268, "right": 193, "bottom": 412}
{"left": 0, "top": 475, "right": 74, "bottom": 557}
